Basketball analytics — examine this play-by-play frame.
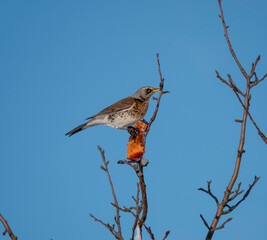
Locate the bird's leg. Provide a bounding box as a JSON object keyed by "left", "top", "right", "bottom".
{"left": 127, "top": 126, "right": 140, "bottom": 141}
{"left": 141, "top": 118, "right": 149, "bottom": 125}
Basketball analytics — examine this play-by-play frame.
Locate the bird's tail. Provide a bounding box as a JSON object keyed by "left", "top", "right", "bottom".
{"left": 65, "top": 118, "right": 103, "bottom": 137}
{"left": 65, "top": 122, "right": 88, "bottom": 137}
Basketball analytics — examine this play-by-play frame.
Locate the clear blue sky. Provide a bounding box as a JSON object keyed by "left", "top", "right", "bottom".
{"left": 1, "top": 1, "right": 266, "bottom": 239}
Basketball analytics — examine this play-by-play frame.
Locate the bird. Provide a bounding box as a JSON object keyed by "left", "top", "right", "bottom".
{"left": 65, "top": 86, "right": 160, "bottom": 137}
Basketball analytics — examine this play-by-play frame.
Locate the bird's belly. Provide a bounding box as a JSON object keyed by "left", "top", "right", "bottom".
{"left": 105, "top": 111, "right": 140, "bottom": 129}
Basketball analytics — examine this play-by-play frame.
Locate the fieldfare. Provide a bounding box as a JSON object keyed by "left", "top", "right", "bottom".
{"left": 65, "top": 86, "right": 159, "bottom": 137}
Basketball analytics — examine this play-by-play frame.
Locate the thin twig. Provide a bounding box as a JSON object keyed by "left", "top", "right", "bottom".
{"left": 162, "top": 230, "right": 170, "bottom": 240}
{"left": 131, "top": 183, "right": 142, "bottom": 240}
{"left": 218, "top": 0, "right": 247, "bottom": 78}
{"left": 96, "top": 146, "right": 123, "bottom": 240}
{"left": 0, "top": 213, "right": 17, "bottom": 240}
{"left": 212, "top": 218, "right": 232, "bottom": 231}
{"left": 250, "top": 73, "right": 267, "bottom": 87}
{"left": 200, "top": 214, "right": 210, "bottom": 230}
{"left": 223, "top": 176, "right": 260, "bottom": 215}
{"left": 143, "top": 224, "right": 155, "bottom": 240}
{"left": 137, "top": 162, "right": 148, "bottom": 229}
{"left": 249, "top": 55, "right": 260, "bottom": 79}
{"left": 111, "top": 203, "right": 136, "bottom": 216}
{"left": 227, "top": 182, "right": 244, "bottom": 202}
{"left": 89, "top": 213, "right": 118, "bottom": 239}
{"left": 198, "top": 180, "right": 219, "bottom": 206}
{"left": 117, "top": 160, "right": 138, "bottom": 173}
{"left": 146, "top": 52, "right": 169, "bottom": 133}
{"left": 216, "top": 70, "right": 245, "bottom": 97}
{"left": 228, "top": 74, "right": 267, "bottom": 144}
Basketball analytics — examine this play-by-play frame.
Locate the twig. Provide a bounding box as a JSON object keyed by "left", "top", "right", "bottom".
{"left": 162, "top": 230, "right": 170, "bottom": 240}
{"left": 212, "top": 218, "right": 232, "bottom": 231}
{"left": 216, "top": 70, "right": 245, "bottom": 97}
{"left": 146, "top": 52, "right": 169, "bottom": 133}
{"left": 218, "top": 0, "right": 247, "bottom": 78}
{"left": 111, "top": 203, "right": 136, "bottom": 216}
{"left": 198, "top": 180, "right": 219, "bottom": 206}
{"left": 223, "top": 176, "right": 260, "bottom": 215}
{"left": 131, "top": 183, "right": 142, "bottom": 240}
{"left": 93, "top": 146, "right": 123, "bottom": 240}
{"left": 228, "top": 74, "right": 267, "bottom": 144}
{"left": 200, "top": 214, "right": 210, "bottom": 230}
{"left": 117, "top": 160, "right": 148, "bottom": 237}
{"left": 0, "top": 213, "right": 17, "bottom": 240}
{"left": 249, "top": 55, "right": 260, "bottom": 79}
{"left": 89, "top": 213, "right": 118, "bottom": 239}
{"left": 143, "top": 224, "right": 155, "bottom": 240}
{"left": 111, "top": 183, "right": 142, "bottom": 240}
{"left": 250, "top": 73, "right": 267, "bottom": 87}
{"left": 117, "top": 160, "right": 138, "bottom": 173}
{"left": 227, "top": 182, "right": 244, "bottom": 202}
{"left": 137, "top": 162, "right": 148, "bottom": 230}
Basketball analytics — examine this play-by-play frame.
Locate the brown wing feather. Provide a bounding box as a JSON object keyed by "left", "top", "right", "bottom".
{"left": 86, "top": 96, "right": 135, "bottom": 120}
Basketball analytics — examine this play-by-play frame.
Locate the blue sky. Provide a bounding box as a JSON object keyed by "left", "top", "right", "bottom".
{"left": 1, "top": 0, "right": 267, "bottom": 239}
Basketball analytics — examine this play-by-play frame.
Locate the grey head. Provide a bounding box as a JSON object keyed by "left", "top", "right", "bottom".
{"left": 131, "top": 86, "right": 160, "bottom": 101}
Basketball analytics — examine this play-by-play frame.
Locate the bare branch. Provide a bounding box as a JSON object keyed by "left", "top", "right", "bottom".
{"left": 249, "top": 55, "right": 261, "bottom": 78}
{"left": 143, "top": 224, "right": 155, "bottom": 240}
{"left": 0, "top": 213, "right": 17, "bottom": 240}
{"left": 218, "top": 0, "right": 248, "bottom": 78}
{"left": 253, "top": 72, "right": 258, "bottom": 82}
{"left": 138, "top": 162, "right": 148, "bottom": 229}
{"left": 89, "top": 213, "right": 118, "bottom": 239}
{"left": 143, "top": 223, "right": 170, "bottom": 240}
{"left": 227, "top": 182, "right": 244, "bottom": 202}
{"left": 109, "top": 183, "right": 141, "bottom": 240}
{"left": 204, "top": 1, "right": 263, "bottom": 239}
{"left": 146, "top": 52, "right": 169, "bottom": 133}
{"left": 162, "top": 230, "right": 170, "bottom": 240}
{"left": 212, "top": 218, "right": 232, "bottom": 231}
{"left": 250, "top": 73, "right": 267, "bottom": 87}
{"left": 111, "top": 203, "right": 135, "bottom": 216}
{"left": 223, "top": 176, "right": 260, "bottom": 215}
{"left": 228, "top": 74, "right": 267, "bottom": 144}
{"left": 131, "top": 183, "right": 142, "bottom": 240}
{"left": 198, "top": 180, "right": 219, "bottom": 206}
{"left": 215, "top": 70, "right": 245, "bottom": 97}
{"left": 200, "top": 214, "right": 210, "bottom": 230}
{"left": 96, "top": 146, "right": 123, "bottom": 239}
{"left": 117, "top": 160, "right": 138, "bottom": 173}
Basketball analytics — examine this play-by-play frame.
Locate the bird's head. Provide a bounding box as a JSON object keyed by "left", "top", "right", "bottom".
{"left": 131, "top": 86, "right": 160, "bottom": 101}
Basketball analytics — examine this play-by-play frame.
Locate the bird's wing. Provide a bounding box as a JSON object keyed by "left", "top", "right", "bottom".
{"left": 86, "top": 96, "right": 135, "bottom": 120}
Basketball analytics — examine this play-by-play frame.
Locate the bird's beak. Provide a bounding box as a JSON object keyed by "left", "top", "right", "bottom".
{"left": 153, "top": 88, "right": 160, "bottom": 92}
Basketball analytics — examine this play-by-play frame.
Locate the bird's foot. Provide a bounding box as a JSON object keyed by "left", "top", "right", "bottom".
{"left": 127, "top": 126, "right": 140, "bottom": 141}
{"left": 141, "top": 118, "right": 149, "bottom": 125}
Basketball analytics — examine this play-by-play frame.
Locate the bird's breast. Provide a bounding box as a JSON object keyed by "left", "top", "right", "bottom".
{"left": 133, "top": 99, "right": 149, "bottom": 118}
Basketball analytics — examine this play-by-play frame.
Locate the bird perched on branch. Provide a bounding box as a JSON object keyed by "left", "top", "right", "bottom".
{"left": 65, "top": 86, "right": 160, "bottom": 137}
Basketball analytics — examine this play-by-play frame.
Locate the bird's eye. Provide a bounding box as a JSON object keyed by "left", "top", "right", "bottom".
{"left": 146, "top": 88, "right": 152, "bottom": 93}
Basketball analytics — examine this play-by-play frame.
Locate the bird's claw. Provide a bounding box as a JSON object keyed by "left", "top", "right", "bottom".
{"left": 127, "top": 126, "right": 140, "bottom": 141}
{"left": 141, "top": 119, "right": 149, "bottom": 125}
